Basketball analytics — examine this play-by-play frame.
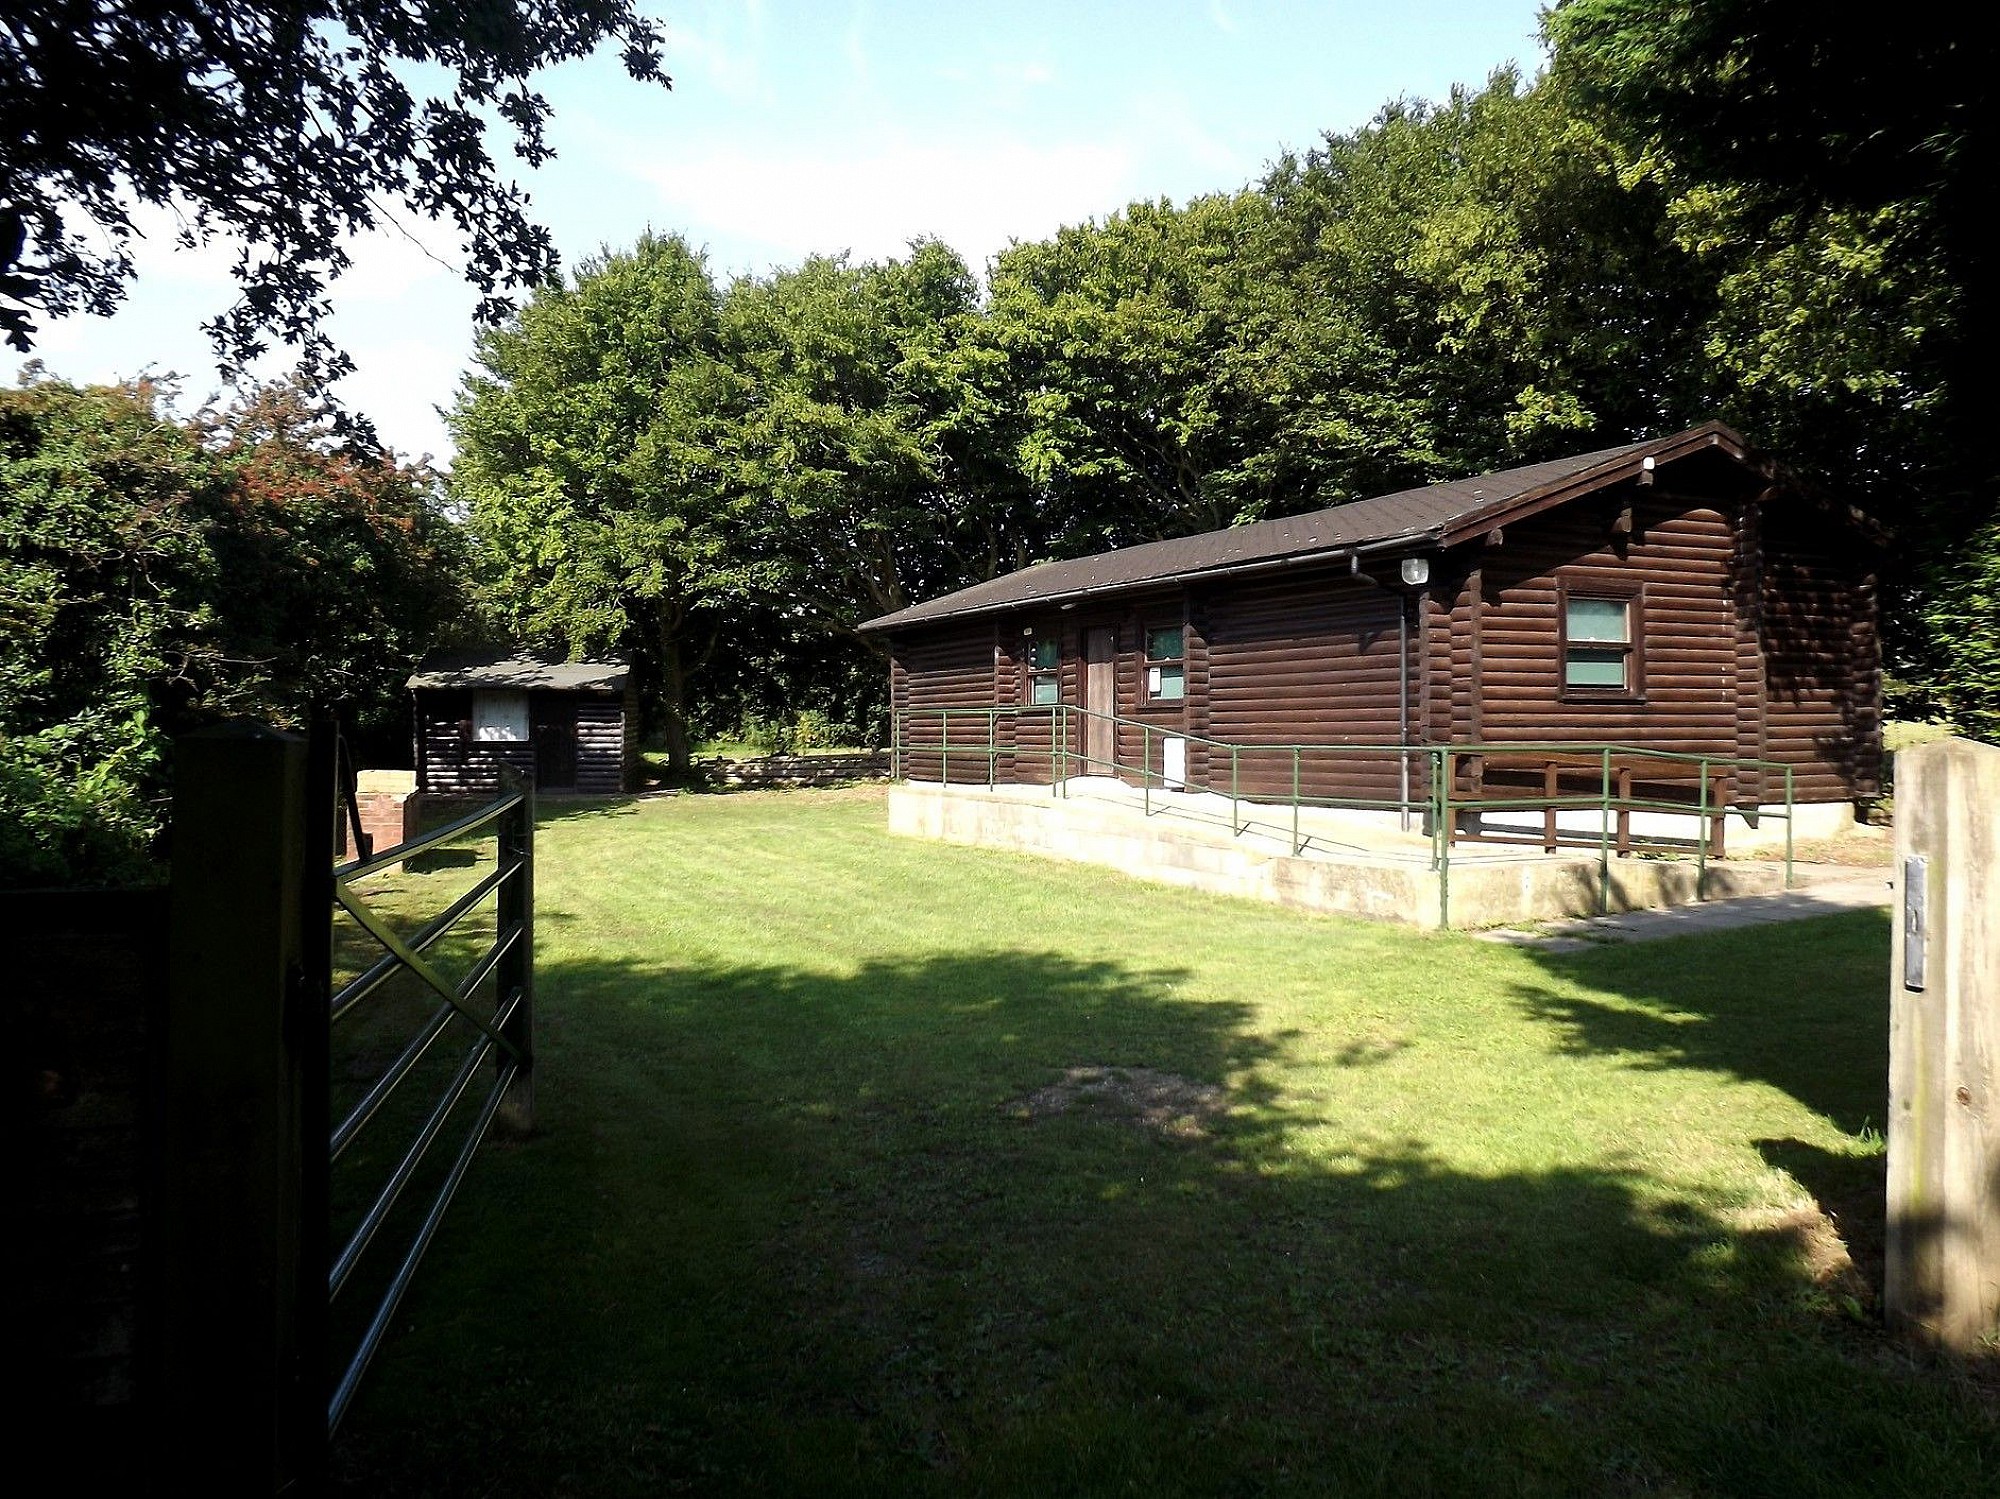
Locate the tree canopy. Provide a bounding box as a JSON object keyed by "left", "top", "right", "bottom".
{"left": 1546, "top": 1, "right": 1994, "bottom": 722}
{"left": 0, "top": 1, "right": 667, "bottom": 392}
{"left": 0, "top": 374, "right": 468, "bottom": 884}
{"left": 12, "top": 1, "right": 1993, "bottom": 885}
{"left": 450, "top": 29, "right": 1997, "bottom": 745}
{"left": 451, "top": 231, "right": 747, "bottom": 767}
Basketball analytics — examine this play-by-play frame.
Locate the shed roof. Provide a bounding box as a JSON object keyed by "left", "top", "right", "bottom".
{"left": 861, "top": 422, "right": 1759, "bottom": 633}
{"left": 407, "top": 649, "right": 629, "bottom": 693}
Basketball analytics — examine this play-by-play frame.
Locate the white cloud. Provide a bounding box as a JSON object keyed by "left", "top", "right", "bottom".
{"left": 1209, "top": 1, "right": 1239, "bottom": 35}
{"left": 843, "top": 7, "right": 872, "bottom": 89}
{"left": 991, "top": 59, "right": 1055, "bottom": 87}
{"left": 335, "top": 224, "right": 463, "bottom": 302}
{"left": 335, "top": 334, "right": 471, "bottom": 462}
{"left": 626, "top": 132, "right": 1135, "bottom": 275}
{"left": 666, "top": 6, "right": 772, "bottom": 104}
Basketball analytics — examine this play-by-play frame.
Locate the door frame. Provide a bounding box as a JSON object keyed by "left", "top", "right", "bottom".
{"left": 529, "top": 692, "right": 578, "bottom": 791}
{"left": 1082, "top": 626, "right": 1117, "bottom": 772}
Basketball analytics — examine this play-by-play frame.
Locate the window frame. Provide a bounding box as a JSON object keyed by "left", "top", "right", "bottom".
{"left": 1023, "top": 629, "right": 1062, "bottom": 707}
{"left": 471, "top": 689, "right": 532, "bottom": 742}
{"left": 1557, "top": 582, "right": 1645, "bottom": 702}
{"left": 1142, "top": 621, "right": 1188, "bottom": 706}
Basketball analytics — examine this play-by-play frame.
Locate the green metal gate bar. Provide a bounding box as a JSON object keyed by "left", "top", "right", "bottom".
{"left": 326, "top": 769, "right": 535, "bottom": 1435}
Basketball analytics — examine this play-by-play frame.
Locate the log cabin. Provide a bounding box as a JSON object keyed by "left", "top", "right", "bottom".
{"left": 864, "top": 423, "right": 1882, "bottom": 846}
{"left": 409, "top": 649, "right": 638, "bottom": 796}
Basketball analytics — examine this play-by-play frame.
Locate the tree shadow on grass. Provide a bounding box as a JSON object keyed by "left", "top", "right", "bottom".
{"left": 332, "top": 934, "right": 1996, "bottom": 1498}
{"left": 1506, "top": 909, "right": 1900, "bottom": 1326}
{"left": 529, "top": 795, "right": 646, "bottom": 827}
{"left": 1505, "top": 908, "right": 1893, "bottom": 1135}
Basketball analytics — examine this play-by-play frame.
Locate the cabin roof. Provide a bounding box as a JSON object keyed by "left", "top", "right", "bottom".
{"left": 861, "top": 422, "right": 1760, "bottom": 633}
{"left": 407, "top": 648, "right": 629, "bottom": 693}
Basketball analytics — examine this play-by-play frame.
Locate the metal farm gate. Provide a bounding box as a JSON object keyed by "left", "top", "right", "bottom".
{"left": 153, "top": 721, "right": 534, "bottom": 1490}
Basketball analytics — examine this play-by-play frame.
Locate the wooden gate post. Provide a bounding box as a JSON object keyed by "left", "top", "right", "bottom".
{"left": 1887, "top": 736, "right": 2000, "bottom": 1351}
{"left": 153, "top": 723, "right": 332, "bottom": 1489}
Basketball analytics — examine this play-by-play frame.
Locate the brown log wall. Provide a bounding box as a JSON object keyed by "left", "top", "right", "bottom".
{"left": 892, "top": 623, "right": 1002, "bottom": 783}
{"left": 884, "top": 479, "right": 1878, "bottom": 809}
{"left": 415, "top": 689, "right": 629, "bottom": 795}
{"left": 1469, "top": 492, "right": 1739, "bottom": 756}
{"left": 573, "top": 698, "right": 627, "bottom": 794}
{"left": 1201, "top": 569, "right": 1406, "bottom": 801}
{"left": 1761, "top": 501, "right": 1878, "bottom": 802}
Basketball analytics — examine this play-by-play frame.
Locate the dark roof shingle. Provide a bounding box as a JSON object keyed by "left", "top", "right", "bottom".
{"left": 408, "top": 649, "right": 629, "bottom": 693}
{"left": 862, "top": 423, "right": 1750, "bottom": 633}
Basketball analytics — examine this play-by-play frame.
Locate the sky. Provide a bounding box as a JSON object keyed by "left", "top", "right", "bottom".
{"left": 5, "top": 1, "right": 1549, "bottom": 463}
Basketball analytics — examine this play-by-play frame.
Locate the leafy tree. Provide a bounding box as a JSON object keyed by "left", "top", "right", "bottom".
{"left": 0, "top": 372, "right": 467, "bottom": 885}
{"left": 1545, "top": 1, "right": 1995, "bottom": 726}
{"left": 986, "top": 76, "right": 1708, "bottom": 545}
{"left": 713, "top": 241, "right": 1009, "bottom": 636}
{"left": 984, "top": 193, "right": 1284, "bottom": 547}
{"left": 691, "top": 609, "right": 888, "bottom": 750}
{"left": 450, "top": 232, "right": 738, "bottom": 769}
{"left": 1, "top": 379, "right": 223, "bottom": 884}
{"left": 198, "top": 381, "right": 474, "bottom": 730}
{"left": 0, "top": 1, "right": 667, "bottom": 393}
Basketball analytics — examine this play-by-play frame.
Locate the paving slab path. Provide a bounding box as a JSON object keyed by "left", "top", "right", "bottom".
{"left": 1474, "top": 868, "right": 1892, "bottom": 952}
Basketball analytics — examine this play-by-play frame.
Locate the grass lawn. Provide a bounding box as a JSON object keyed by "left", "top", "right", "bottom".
{"left": 330, "top": 786, "right": 1996, "bottom": 1496}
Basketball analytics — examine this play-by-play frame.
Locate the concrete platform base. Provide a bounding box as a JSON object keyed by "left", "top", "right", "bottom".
{"left": 888, "top": 779, "right": 1809, "bottom": 930}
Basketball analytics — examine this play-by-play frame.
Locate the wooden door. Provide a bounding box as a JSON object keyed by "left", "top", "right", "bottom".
{"left": 530, "top": 694, "right": 577, "bottom": 790}
{"left": 1084, "top": 628, "right": 1116, "bottom": 770}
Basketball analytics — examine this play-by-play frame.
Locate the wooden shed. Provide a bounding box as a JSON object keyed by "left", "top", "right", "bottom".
{"left": 409, "top": 649, "right": 638, "bottom": 796}
{"left": 865, "top": 423, "right": 1882, "bottom": 836}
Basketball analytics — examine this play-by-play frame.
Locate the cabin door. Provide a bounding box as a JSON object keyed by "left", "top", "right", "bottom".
{"left": 1083, "top": 628, "right": 1117, "bottom": 771}
{"left": 530, "top": 694, "right": 577, "bottom": 790}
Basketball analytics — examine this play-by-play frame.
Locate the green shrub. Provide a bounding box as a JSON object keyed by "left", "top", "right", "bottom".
{"left": 791, "top": 709, "right": 844, "bottom": 751}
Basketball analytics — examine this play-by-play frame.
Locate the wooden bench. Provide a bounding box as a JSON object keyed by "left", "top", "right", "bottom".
{"left": 1447, "top": 751, "right": 1731, "bottom": 857}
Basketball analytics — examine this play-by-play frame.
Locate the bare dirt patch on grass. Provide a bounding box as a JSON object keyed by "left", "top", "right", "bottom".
{"left": 1007, "top": 1065, "right": 1226, "bottom": 1140}
{"left": 1730, "top": 1201, "right": 1875, "bottom": 1307}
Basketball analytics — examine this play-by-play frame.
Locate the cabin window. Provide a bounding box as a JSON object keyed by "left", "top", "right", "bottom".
{"left": 1562, "top": 594, "right": 1637, "bottom": 693}
{"left": 471, "top": 690, "right": 530, "bottom": 741}
{"left": 1145, "top": 625, "right": 1186, "bottom": 702}
{"left": 1027, "top": 635, "right": 1061, "bottom": 706}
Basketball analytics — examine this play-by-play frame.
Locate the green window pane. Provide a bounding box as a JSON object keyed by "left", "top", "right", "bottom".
{"left": 1566, "top": 596, "right": 1629, "bottom": 643}
{"left": 1146, "top": 626, "right": 1185, "bottom": 662}
{"left": 1030, "top": 637, "right": 1060, "bottom": 670}
{"left": 1152, "top": 664, "right": 1186, "bottom": 700}
{"left": 1565, "top": 647, "right": 1628, "bottom": 688}
{"left": 1030, "top": 676, "right": 1060, "bottom": 705}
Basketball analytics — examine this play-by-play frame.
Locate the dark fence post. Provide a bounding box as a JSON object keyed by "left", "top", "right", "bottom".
{"left": 496, "top": 768, "right": 535, "bottom": 1135}
{"left": 153, "top": 723, "right": 331, "bottom": 1491}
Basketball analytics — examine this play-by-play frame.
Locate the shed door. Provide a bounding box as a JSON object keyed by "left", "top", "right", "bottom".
{"left": 531, "top": 694, "right": 577, "bottom": 790}
{"left": 1084, "top": 628, "right": 1117, "bottom": 770}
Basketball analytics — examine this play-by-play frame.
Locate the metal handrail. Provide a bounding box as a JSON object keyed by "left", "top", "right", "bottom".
{"left": 895, "top": 704, "right": 1795, "bottom": 803}
{"left": 898, "top": 706, "right": 1796, "bottom": 779}
{"left": 891, "top": 704, "right": 1799, "bottom": 926}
